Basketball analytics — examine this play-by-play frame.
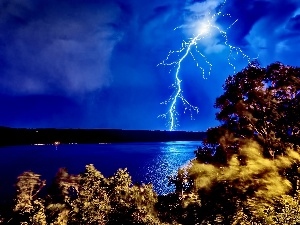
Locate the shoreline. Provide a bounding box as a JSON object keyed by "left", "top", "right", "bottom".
{"left": 0, "top": 127, "right": 206, "bottom": 146}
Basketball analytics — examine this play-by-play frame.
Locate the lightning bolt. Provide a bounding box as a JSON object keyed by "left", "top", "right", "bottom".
{"left": 158, "top": 0, "right": 251, "bottom": 131}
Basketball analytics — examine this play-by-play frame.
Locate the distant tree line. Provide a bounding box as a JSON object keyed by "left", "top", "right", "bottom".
{"left": 0, "top": 128, "right": 206, "bottom": 146}
{"left": 0, "top": 61, "right": 300, "bottom": 224}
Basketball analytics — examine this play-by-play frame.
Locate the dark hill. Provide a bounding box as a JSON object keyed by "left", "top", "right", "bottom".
{"left": 0, "top": 127, "right": 206, "bottom": 146}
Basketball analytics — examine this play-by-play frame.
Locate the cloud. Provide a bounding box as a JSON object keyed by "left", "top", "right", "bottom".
{"left": 182, "top": 0, "right": 223, "bottom": 28}
{"left": 0, "top": 0, "right": 123, "bottom": 95}
{"left": 287, "top": 14, "right": 300, "bottom": 31}
{"left": 245, "top": 0, "right": 300, "bottom": 65}
{"left": 184, "top": 0, "right": 223, "bottom": 14}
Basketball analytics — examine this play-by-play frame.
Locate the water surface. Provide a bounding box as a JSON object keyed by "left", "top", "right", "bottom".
{"left": 0, "top": 141, "right": 200, "bottom": 196}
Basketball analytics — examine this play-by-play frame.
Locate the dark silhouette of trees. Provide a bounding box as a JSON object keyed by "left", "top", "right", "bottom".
{"left": 196, "top": 61, "right": 300, "bottom": 162}
{"left": 13, "top": 171, "right": 47, "bottom": 224}
{"left": 176, "top": 62, "right": 300, "bottom": 224}
{"left": 6, "top": 165, "right": 167, "bottom": 225}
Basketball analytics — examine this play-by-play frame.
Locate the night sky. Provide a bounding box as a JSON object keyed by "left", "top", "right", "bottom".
{"left": 0, "top": 0, "right": 300, "bottom": 131}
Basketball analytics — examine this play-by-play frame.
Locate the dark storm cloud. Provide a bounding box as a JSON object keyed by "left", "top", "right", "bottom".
{"left": 220, "top": 0, "right": 271, "bottom": 45}
{"left": 1, "top": 0, "right": 300, "bottom": 130}
{"left": 287, "top": 14, "right": 300, "bottom": 31}
{"left": 107, "top": 0, "right": 300, "bottom": 130}
{"left": 242, "top": 0, "right": 300, "bottom": 65}
{"left": 0, "top": 0, "right": 123, "bottom": 95}
{"left": 0, "top": 0, "right": 183, "bottom": 95}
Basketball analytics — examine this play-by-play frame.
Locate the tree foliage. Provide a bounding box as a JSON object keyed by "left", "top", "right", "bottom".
{"left": 5, "top": 165, "right": 167, "bottom": 225}
{"left": 13, "top": 171, "right": 47, "bottom": 225}
{"left": 68, "top": 164, "right": 110, "bottom": 225}
{"left": 197, "top": 62, "right": 300, "bottom": 161}
{"left": 173, "top": 62, "right": 300, "bottom": 224}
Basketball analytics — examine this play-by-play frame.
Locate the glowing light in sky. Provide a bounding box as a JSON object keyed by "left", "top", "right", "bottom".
{"left": 158, "top": 0, "right": 251, "bottom": 131}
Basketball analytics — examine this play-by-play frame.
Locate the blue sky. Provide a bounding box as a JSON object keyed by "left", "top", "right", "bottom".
{"left": 0, "top": 0, "right": 300, "bottom": 131}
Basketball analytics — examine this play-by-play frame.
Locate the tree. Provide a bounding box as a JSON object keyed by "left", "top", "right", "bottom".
{"left": 69, "top": 164, "right": 111, "bottom": 225}
{"left": 196, "top": 61, "right": 300, "bottom": 162}
{"left": 174, "top": 62, "right": 300, "bottom": 224}
{"left": 108, "top": 168, "right": 163, "bottom": 225}
{"left": 232, "top": 192, "right": 300, "bottom": 224}
{"left": 46, "top": 168, "right": 80, "bottom": 225}
{"left": 13, "top": 171, "right": 47, "bottom": 225}
{"left": 23, "top": 165, "right": 168, "bottom": 225}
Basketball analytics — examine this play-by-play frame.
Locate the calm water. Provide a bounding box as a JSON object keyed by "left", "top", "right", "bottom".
{"left": 0, "top": 141, "right": 200, "bottom": 197}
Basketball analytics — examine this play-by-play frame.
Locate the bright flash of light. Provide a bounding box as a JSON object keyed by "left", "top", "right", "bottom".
{"left": 158, "top": 0, "right": 251, "bottom": 131}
